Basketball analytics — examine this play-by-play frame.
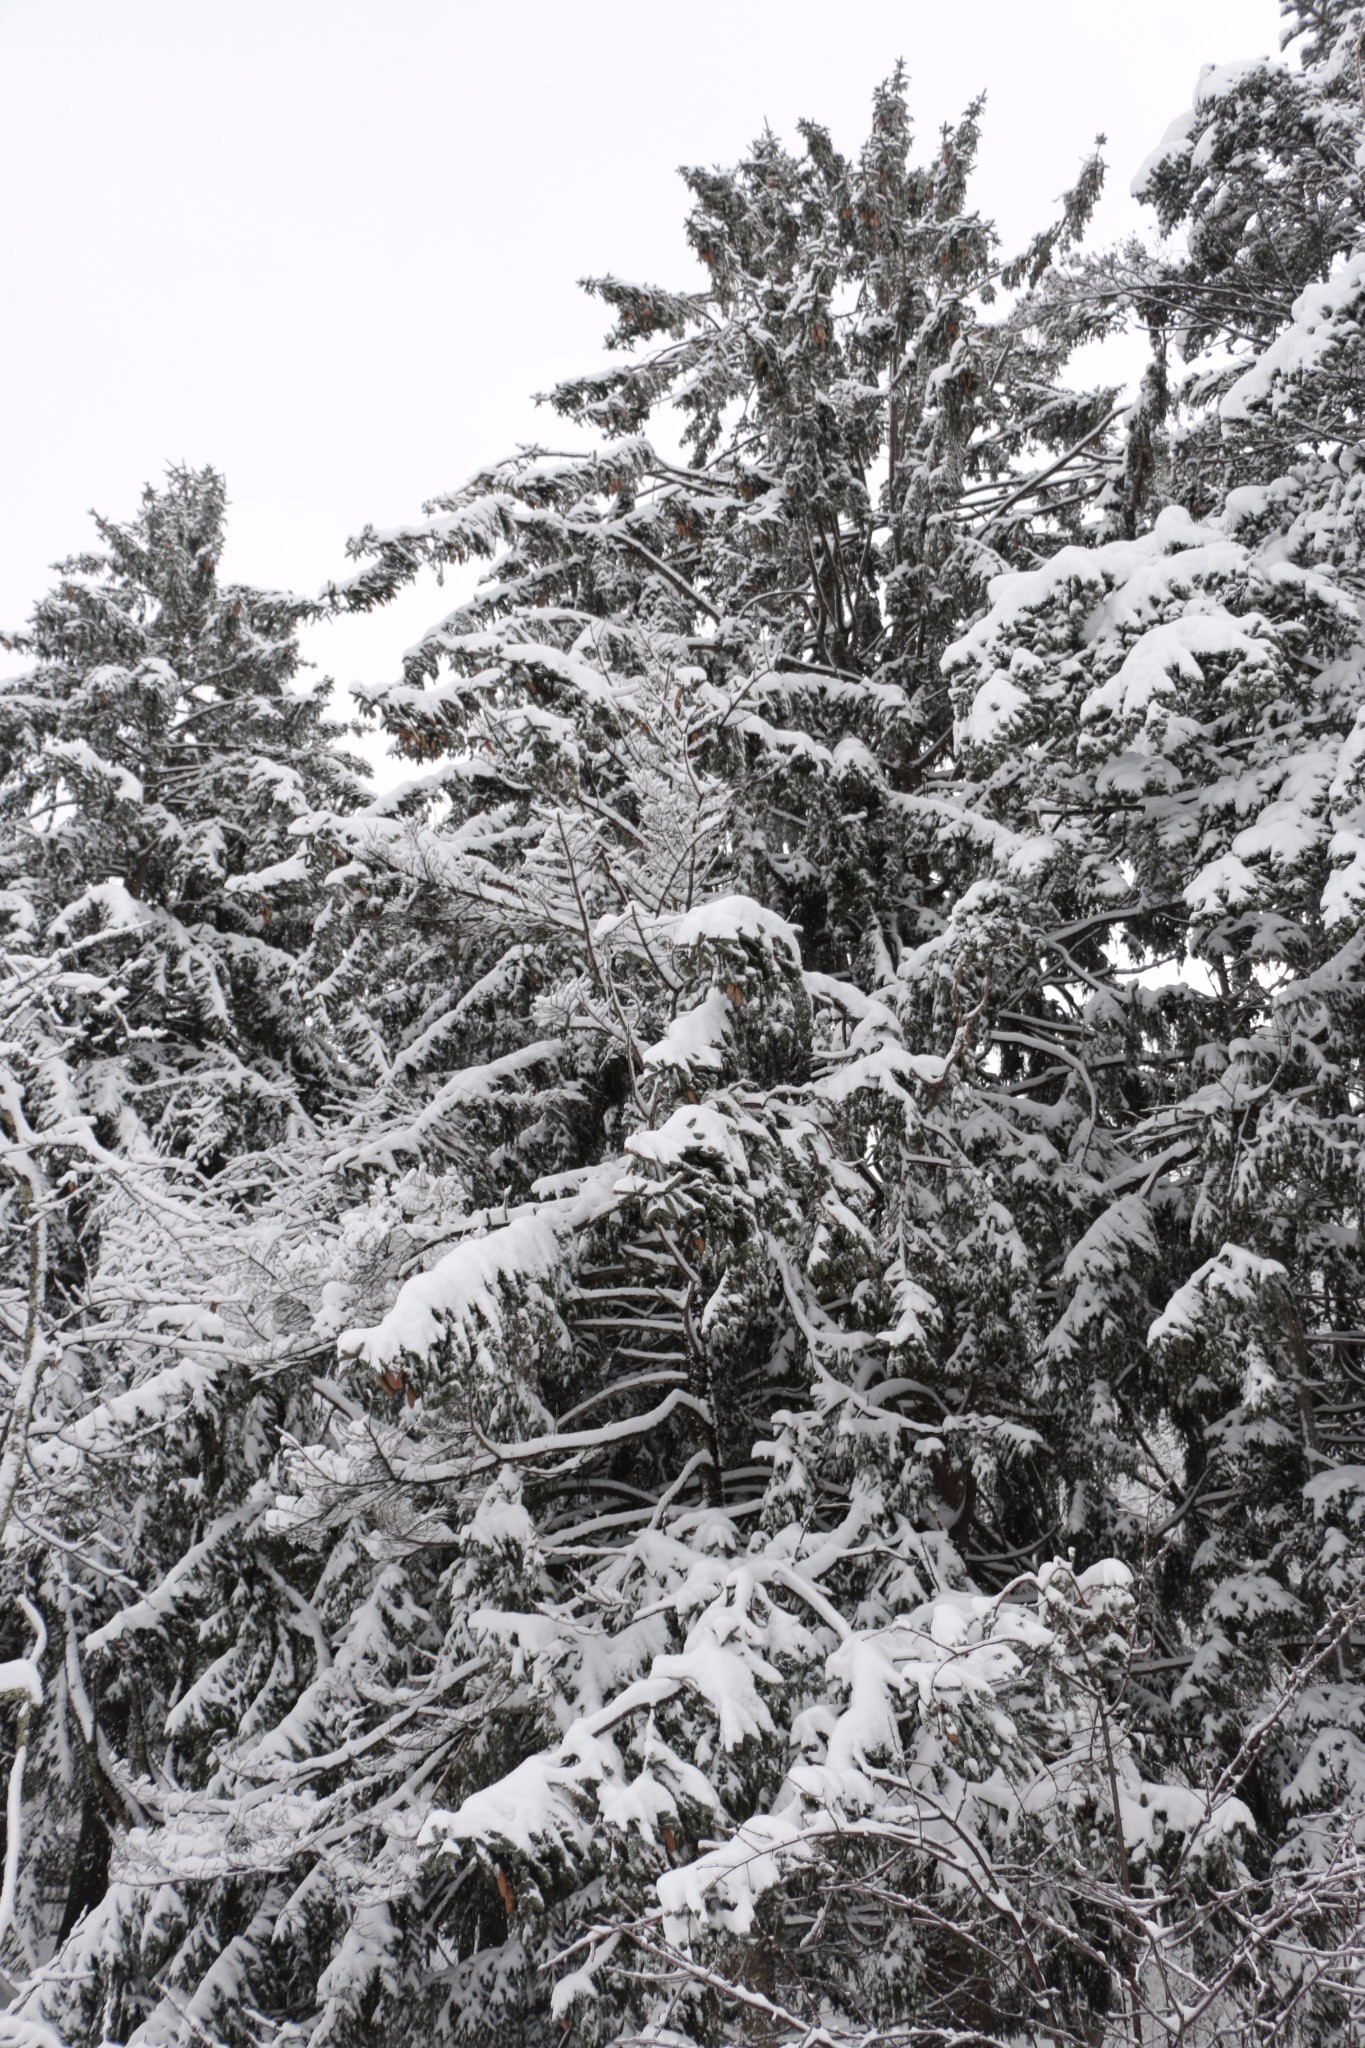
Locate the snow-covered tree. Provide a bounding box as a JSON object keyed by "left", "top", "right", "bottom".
{"left": 0, "top": 465, "right": 362, "bottom": 1161}
{"left": 10, "top": 29, "right": 1365, "bottom": 2048}
{"left": 2, "top": 79, "right": 1152, "bottom": 2048}
{"left": 0, "top": 471, "right": 364, "bottom": 1998}
{"left": 1097, "top": 0, "right": 1365, "bottom": 534}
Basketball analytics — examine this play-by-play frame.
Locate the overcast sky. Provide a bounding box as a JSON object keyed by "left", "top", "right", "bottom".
{"left": 2, "top": 0, "right": 1279, "bottom": 723}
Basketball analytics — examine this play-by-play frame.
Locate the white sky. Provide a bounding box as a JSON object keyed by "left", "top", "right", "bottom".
{"left": 2, "top": 0, "right": 1278, "bottom": 739}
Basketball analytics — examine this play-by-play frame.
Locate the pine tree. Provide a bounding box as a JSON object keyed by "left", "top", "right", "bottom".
{"left": 1098, "top": 0, "right": 1365, "bottom": 532}
{"left": 2, "top": 80, "right": 1196, "bottom": 2048}
{"left": 0, "top": 471, "right": 364, "bottom": 1996}
{"left": 13, "top": 30, "right": 1365, "bottom": 2048}
{"left": 0, "top": 466, "right": 361, "bottom": 1160}
{"left": 906, "top": 8, "right": 1365, "bottom": 2032}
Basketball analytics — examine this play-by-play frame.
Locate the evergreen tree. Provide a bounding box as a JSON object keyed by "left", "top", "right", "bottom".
{"left": 5, "top": 79, "right": 1198, "bottom": 2048}
{"left": 10, "top": 28, "right": 1365, "bottom": 2048}
{"left": 0, "top": 466, "right": 361, "bottom": 1161}
{"left": 1100, "top": 0, "right": 1365, "bottom": 530}
{"left": 0, "top": 471, "right": 363, "bottom": 1995}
